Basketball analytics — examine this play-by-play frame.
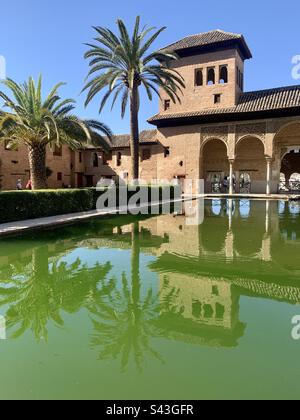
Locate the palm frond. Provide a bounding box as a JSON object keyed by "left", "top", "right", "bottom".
{"left": 83, "top": 16, "right": 185, "bottom": 114}
{"left": 0, "top": 77, "right": 113, "bottom": 151}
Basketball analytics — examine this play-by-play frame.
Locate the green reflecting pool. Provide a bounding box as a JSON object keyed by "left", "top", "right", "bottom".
{"left": 0, "top": 199, "right": 300, "bottom": 400}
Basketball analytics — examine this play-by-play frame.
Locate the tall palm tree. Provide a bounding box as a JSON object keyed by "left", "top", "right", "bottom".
{"left": 90, "top": 222, "right": 164, "bottom": 372}
{"left": 83, "top": 16, "right": 185, "bottom": 181}
{"left": 0, "top": 76, "right": 112, "bottom": 189}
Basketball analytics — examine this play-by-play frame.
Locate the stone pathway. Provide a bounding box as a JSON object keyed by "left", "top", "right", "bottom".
{"left": 201, "top": 193, "right": 296, "bottom": 200}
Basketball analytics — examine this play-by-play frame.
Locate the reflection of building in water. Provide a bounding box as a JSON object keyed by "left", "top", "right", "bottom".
{"left": 2, "top": 200, "right": 300, "bottom": 349}
{"left": 140, "top": 213, "right": 201, "bottom": 258}
{"left": 141, "top": 200, "right": 300, "bottom": 347}
{"left": 137, "top": 200, "right": 278, "bottom": 263}
{"left": 160, "top": 273, "right": 237, "bottom": 330}
{"left": 157, "top": 275, "right": 246, "bottom": 347}
{"left": 157, "top": 270, "right": 247, "bottom": 349}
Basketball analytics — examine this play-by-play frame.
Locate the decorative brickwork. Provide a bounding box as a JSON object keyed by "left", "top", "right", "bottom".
{"left": 201, "top": 126, "right": 229, "bottom": 144}
{"left": 236, "top": 122, "right": 266, "bottom": 142}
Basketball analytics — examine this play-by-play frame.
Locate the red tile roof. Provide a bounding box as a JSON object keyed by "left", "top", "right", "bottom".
{"left": 148, "top": 85, "right": 300, "bottom": 125}
{"left": 161, "top": 29, "right": 252, "bottom": 59}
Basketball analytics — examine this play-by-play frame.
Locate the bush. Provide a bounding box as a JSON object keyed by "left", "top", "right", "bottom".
{"left": 0, "top": 189, "right": 95, "bottom": 223}
{"left": 0, "top": 186, "right": 178, "bottom": 224}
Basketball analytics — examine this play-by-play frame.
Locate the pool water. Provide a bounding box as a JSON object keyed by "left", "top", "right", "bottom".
{"left": 0, "top": 199, "right": 300, "bottom": 400}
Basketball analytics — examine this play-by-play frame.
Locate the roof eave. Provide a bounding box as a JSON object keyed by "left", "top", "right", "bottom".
{"left": 111, "top": 141, "right": 158, "bottom": 150}
{"left": 163, "top": 39, "right": 252, "bottom": 61}
{"left": 148, "top": 107, "right": 300, "bottom": 128}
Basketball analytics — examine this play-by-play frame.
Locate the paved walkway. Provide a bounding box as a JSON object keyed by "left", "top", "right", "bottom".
{"left": 200, "top": 193, "right": 297, "bottom": 200}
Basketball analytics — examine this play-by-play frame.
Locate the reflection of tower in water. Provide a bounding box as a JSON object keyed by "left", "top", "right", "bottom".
{"left": 157, "top": 271, "right": 246, "bottom": 347}
{"left": 160, "top": 273, "right": 240, "bottom": 331}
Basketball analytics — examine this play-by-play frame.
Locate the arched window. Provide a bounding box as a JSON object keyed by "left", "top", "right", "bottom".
{"left": 207, "top": 68, "right": 215, "bottom": 85}
{"left": 203, "top": 304, "right": 214, "bottom": 319}
{"left": 216, "top": 303, "right": 225, "bottom": 320}
{"left": 195, "top": 69, "right": 203, "bottom": 86}
{"left": 211, "top": 173, "right": 221, "bottom": 193}
{"left": 212, "top": 199, "right": 222, "bottom": 216}
{"left": 239, "top": 199, "right": 251, "bottom": 218}
{"left": 93, "top": 152, "right": 99, "bottom": 168}
{"left": 219, "top": 65, "right": 228, "bottom": 84}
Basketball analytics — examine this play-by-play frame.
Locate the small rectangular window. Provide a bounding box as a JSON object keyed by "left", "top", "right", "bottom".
{"left": 212, "top": 285, "right": 219, "bottom": 296}
{"left": 164, "top": 147, "right": 170, "bottom": 158}
{"left": 117, "top": 152, "right": 122, "bottom": 167}
{"left": 214, "top": 94, "right": 221, "bottom": 104}
{"left": 164, "top": 100, "right": 171, "bottom": 111}
{"left": 142, "top": 149, "right": 151, "bottom": 161}
{"left": 93, "top": 153, "right": 99, "bottom": 168}
{"left": 103, "top": 151, "right": 112, "bottom": 165}
{"left": 57, "top": 172, "right": 63, "bottom": 181}
{"left": 79, "top": 152, "right": 82, "bottom": 163}
{"left": 53, "top": 145, "right": 62, "bottom": 157}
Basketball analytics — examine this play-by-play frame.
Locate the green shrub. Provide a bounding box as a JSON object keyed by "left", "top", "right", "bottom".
{"left": 0, "top": 186, "right": 178, "bottom": 224}
{"left": 0, "top": 189, "right": 94, "bottom": 223}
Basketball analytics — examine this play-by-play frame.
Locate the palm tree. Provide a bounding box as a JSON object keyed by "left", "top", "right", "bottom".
{"left": 89, "top": 222, "right": 165, "bottom": 372}
{"left": 0, "top": 76, "right": 112, "bottom": 189}
{"left": 83, "top": 16, "right": 185, "bottom": 181}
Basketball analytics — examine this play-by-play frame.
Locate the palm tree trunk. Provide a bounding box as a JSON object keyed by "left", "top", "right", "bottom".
{"left": 130, "top": 84, "right": 140, "bottom": 182}
{"left": 28, "top": 144, "right": 48, "bottom": 190}
{"left": 131, "top": 221, "right": 141, "bottom": 307}
{"left": 32, "top": 246, "right": 49, "bottom": 279}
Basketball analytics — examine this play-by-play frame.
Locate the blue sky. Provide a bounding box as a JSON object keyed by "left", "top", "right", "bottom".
{"left": 1, "top": 0, "right": 300, "bottom": 134}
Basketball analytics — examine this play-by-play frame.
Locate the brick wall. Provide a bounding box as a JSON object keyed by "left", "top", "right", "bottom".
{"left": 159, "top": 49, "right": 244, "bottom": 114}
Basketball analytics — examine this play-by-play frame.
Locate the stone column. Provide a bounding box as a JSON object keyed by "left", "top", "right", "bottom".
{"left": 225, "top": 231, "right": 234, "bottom": 260}
{"left": 229, "top": 159, "right": 235, "bottom": 195}
{"left": 265, "top": 200, "right": 270, "bottom": 234}
{"left": 228, "top": 198, "right": 234, "bottom": 230}
{"left": 266, "top": 157, "right": 272, "bottom": 195}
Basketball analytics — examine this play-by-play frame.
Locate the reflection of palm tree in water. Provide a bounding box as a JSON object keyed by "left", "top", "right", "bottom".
{"left": 90, "top": 222, "right": 164, "bottom": 373}
{"left": 0, "top": 246, "right": 112, "bottom": 341}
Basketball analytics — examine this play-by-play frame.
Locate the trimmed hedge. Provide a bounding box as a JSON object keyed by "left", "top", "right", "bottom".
{"left": 0, "top": 189, "right": 95, "bottom": 223}
{"left": 0, "top": 186, "right": 178, "bottom": 224}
